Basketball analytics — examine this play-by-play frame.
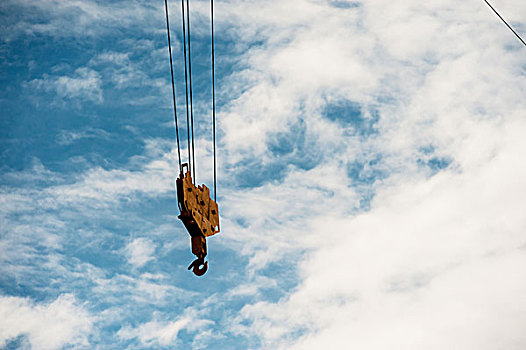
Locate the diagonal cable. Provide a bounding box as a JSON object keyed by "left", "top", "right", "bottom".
{"left": 482, "top": 0, "right": 526, "bottom": 47}
{"left": 164, "top": 0, "right": 182, "bottom": 172}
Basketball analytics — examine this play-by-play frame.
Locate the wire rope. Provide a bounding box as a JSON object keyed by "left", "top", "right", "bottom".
{"left": 211, "top": 0, "right": 217, "bottom": 202}
{"left": 164, "top": 0, "right": 182, "bottom": 172}
{"left": 180, "top": 0, "right": 192, "bottom": 177}
{"left": 185, "top": 0, "right": 197, "bottom": 184}
{"left": 482, "top": 0, "right": 526, "bottom": 48}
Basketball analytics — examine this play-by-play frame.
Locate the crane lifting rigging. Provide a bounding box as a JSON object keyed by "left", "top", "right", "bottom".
{"left": 177, "top": 164, "right": 220, "bottom": 276}
{"left": 164, "top": 0, "right": 219, "bottom": 276}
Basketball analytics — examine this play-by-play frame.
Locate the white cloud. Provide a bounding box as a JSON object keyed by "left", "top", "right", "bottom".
{"left": 89, "top": 49, "right": 168, "bottom": 95}
{"left": 209, "top": 0, "right": 526, "bottom": 348}
{"left": 2, "top": 0, "right": 163, "bottom": 40}
{"left": 0, "top": 294, "right": 94, "bottom": 349}
{"left": 117, "top": 318, "right": 189, "bottom": 346}
{"left": 117, "top": 310, "right": 213, "bottom": 347}
{"left": 28, "top": 67, "right": 103, "bottom": 104}
{"left": 56, "top": 128, "right": 111, "bottom": 145}
{"left": 47, "top": 140, "right": 178, "bottom": 206}
{"left": 234, "top": 118, "right": 526, "bottom": 348}
{"left": 125, "top": 237, "right": 156, "bottom": 268}
{"left": 3, "top": 0, "right": 526, "bottom": 347}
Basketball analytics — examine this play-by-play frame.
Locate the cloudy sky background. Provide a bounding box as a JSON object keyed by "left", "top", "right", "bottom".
{"left": 1, "top": 0, "right": 526, "bottom": 348}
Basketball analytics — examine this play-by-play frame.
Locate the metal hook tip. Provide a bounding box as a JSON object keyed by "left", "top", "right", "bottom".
{"left": 188, "top": 258, "right": 208, "bottom": 276}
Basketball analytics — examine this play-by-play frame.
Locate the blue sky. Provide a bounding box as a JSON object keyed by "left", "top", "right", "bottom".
{"left": 1, "top": 0, "right": 526, "bottom": 349}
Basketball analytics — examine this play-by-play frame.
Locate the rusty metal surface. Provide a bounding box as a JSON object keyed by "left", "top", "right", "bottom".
{"left": 176, "top": 164, "right": 220, "bottom": 276}
{"left": 180, "top": 170, "right": 220, "bottom": 238}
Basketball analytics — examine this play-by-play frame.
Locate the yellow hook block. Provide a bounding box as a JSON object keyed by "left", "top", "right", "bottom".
{"left": 176, "top": 163, "right": 220, "bottom": 276}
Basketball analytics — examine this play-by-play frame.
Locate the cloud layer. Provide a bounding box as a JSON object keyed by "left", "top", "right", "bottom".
{"left": 1, "top": 0, "right": 526, "bottom": 348}
{"left": 0, "top": 294, "right": 93, "bottom": 349}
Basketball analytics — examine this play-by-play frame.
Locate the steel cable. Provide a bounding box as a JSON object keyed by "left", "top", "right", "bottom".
{"left": 483, "top": 0, "right": 526, "bottom": 48}
{"left": 211, "top": 0, "right": 217, "bottom": 202}
{"left": 185, "top": 0, "right": 197, "bottom": 184}
{"left": 164, "top": 0, "right": 182, "bottom": 172}
{"left": 180, "top": 0, "right": 192, "bottom": 177}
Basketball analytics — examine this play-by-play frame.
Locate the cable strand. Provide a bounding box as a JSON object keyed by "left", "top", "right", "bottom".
{"left": 211, "top": 0, "right": 217, "bottom": 202}
{"left": 164, "top": 0, "right": 182, "bottom": 172}
{"left": 483, "top": 0, "right": 526, "bottom": 47}
{"left": 180, "top": 0, "right": 192, "bottom": 176}
{"left": 186, "top": 0, "right": 197, "bottom": 184}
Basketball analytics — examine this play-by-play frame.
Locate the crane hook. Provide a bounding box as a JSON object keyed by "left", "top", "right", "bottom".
{"left": 188, "top": 257, "right": 208, "bottom": 276}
